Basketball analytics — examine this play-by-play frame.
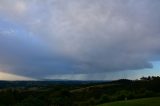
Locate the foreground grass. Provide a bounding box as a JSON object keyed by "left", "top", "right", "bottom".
{"left": 97, "top": 97, "right": 160, "bottom": 106}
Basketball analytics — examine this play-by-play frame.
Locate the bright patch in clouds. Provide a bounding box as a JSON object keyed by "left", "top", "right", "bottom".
{"left": 0, "top": 72, "right": 34, "bottom": 81}
{"left": 14, "top": 1, "right": 27, "bottom": 14}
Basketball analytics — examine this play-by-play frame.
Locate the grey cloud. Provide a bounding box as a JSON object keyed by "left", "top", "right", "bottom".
{"left": 0, "top": 0, "right": 160, "bottom": 79}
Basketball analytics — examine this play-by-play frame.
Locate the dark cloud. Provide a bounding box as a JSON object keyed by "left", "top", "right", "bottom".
{"left": 0, "top": 0, "right": 160, "bottom": 79}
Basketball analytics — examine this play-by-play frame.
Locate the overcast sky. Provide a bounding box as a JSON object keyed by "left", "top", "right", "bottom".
{"left": 0, "top": 0, "right": 160, "bottom": 80}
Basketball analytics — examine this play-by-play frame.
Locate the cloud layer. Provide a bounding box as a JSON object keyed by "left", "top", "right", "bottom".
{"left": 0, "top": 0, "right": 160, "bottom": 79}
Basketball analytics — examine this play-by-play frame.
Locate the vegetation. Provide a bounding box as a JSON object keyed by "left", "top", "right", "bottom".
{"left": 97, "top": 97, "right": 160, "bottom": 106}
{"left": 0, "top": 76, "right": 159, "bottom": 106}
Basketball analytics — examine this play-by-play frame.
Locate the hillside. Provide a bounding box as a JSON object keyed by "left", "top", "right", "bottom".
{"left": 0, "top": 76, "right": 159, "bottom": 106}
{"left": 97, "top": 97, "right": 160, "bottom": 106}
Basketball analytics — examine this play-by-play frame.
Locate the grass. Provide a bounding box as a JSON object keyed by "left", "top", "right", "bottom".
{"left": 97, "top": 97, "right": 160, "bottom": 106}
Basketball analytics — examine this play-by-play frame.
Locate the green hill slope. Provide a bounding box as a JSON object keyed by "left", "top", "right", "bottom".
{"left": 97, "top": 97, "right": 160, "bottom": 106}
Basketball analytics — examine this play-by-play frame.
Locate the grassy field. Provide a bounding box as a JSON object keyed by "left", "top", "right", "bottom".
{"left": 97, "top": 97, "right": 160, "bottom": 106}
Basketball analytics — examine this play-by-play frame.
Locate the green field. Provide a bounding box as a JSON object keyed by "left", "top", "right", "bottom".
{"left": 97, "top": 97, "right": 160, "bottom": 106}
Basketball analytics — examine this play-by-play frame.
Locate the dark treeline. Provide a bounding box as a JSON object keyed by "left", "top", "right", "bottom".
{"left": 0, "top": 76, "right": 160, "bottom": 106}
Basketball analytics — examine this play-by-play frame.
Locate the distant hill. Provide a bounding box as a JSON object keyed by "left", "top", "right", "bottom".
{"left": 0, "top": 80, "right": 110, "bottom": 88}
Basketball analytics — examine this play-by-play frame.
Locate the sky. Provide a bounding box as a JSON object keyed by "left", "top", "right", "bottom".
{"left": 0, "top": 0, "right": 160, "bottom": 80}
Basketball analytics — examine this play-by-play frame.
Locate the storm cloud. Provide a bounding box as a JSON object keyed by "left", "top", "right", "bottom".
{"left": 0, "top": 0, "right": 160, "bottom": 80}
